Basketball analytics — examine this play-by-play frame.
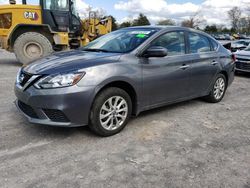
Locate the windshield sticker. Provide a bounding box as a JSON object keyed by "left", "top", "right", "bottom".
{"left": 129, "top": 31, "right": 152, "bottom": 35}
{"left": 136, "top": 34, "right": 147, "bottom": 38}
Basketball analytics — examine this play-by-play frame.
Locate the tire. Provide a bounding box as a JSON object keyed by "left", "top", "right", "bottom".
{"left": 13, "top": 32, "right": 53, "bottom": 65}
{"left": 204, "top": 74, "right": 227, "bottom": 103}
{"left": 89, "top": 87, "right": 132, "bottom": 137}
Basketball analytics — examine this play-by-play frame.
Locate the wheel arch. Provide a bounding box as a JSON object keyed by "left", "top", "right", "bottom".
{"left": 94, "top": 80, "right": 138, "bottom": 116}
{"left": 219, "top": 70, "right": 229, "bottom": 86}
{"left": 8, "top": 24, "right": 54, "bottom": 50}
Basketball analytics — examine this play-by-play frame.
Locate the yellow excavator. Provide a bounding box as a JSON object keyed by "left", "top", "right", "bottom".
{"left": 0, "top": 0, "right": 112, "bottom": 64}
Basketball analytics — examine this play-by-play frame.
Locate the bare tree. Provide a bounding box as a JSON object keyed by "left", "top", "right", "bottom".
{"left": 228, "top": 7, "right": 241, "bottom": 32}
{"left": 181, "top": 12, "right": 205, "bottom": 29}
{"left": 239, "top": 16, "right": 250, "bottom": 33}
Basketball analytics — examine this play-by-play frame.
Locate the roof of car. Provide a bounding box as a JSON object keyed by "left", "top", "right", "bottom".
{"left": 120, "top": 26, "right": 212, "bottom": 38}
{"left": 120, "top": 25, "right": 183, "bottom": 30}
{"left": 121, "top": 25, "right": 206, "bottom": 32}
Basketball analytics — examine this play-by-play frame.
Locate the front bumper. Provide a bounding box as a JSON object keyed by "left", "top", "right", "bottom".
{"left": 235, "top": 63, "right": 250, "bottom": 73}
{"left": 235, "top": 61, "right": 250, "bottom": 73}
{"left": 235, "top": 68, "right": 250, "bottom": 73}
{"left": 15, "top": 83, "right": 96, "bottom": 127}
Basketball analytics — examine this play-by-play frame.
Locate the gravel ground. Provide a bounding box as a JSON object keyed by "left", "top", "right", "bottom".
{"left": 0, "top": 49, "right": 250, "bottom": 188}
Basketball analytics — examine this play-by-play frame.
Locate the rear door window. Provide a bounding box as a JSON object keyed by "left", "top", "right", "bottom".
{"left": 210, "top": 39, "right": 219, "bottom": 51}
{"left": 189, "top": 32, "right": 211, "bottom": 53}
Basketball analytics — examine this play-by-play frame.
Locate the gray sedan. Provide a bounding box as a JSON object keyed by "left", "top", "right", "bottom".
{"left": 15, "top": 26, "right": 235, "bottom": 136}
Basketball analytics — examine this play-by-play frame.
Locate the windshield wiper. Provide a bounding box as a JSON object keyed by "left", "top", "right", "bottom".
{"left": 82, "top": 48, "right": 110, "bottom": 53}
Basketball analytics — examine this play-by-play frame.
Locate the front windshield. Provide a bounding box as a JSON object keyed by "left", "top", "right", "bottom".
{"left": 44, "top": 0, "right": 69, "bottom": 11}
{"left": 71, "top": 0, "right": 78, "bottom": 16}
{"left": 81, "top": 28, "right": 159, "bottom": 53}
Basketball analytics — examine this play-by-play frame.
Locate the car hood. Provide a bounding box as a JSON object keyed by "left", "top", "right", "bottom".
{"left": 231, "top": 44, "right": 245, "bottom": 48}
{"left": 23, "top": 50, "right": 122, "bottom": 75}
{"left": 235, "top": 50, "right": 250, "bottom": 58}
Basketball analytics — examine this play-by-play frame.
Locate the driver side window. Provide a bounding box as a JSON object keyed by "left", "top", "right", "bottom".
{"left": 151, "top": 31, "right": 186, "bottom": 56}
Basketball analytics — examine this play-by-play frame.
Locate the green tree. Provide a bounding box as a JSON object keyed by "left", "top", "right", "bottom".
{"left": 132, "top": 13, "right": 150, "bottom": 26}
{"left": 110, "top": 16, "right": 118, "bottom": 31}
{"left": 119, "top": 21, "right": 132, "bottom": 28}
{"left": 102, "top": 15, "right": 118, "bottom": 31}
{"left": 204, "top": 25, "right": 218, "bottom": 33}
{"left": 221, "top": 27, "right": 230, "bottom": 33}
{"left": 157, "top": 19, "right": 175, "bottom": 26}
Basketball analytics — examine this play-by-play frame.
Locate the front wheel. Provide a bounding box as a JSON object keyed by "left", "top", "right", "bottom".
{"left": 204, "top": 74, "right": 227, "bottom": 103}
{"left": 89, "top": 87, "right": 132, "bottom": 137}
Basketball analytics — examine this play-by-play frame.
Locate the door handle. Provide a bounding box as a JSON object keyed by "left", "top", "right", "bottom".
{"left": 180, "top": 65, "right": 190, "bottom": 70}
{"left": 211, "top": 60, "right": 218, "bottom": 65}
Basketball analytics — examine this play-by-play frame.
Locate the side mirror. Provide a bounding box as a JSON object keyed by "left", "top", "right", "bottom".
{"left": 144, "top": 46, "right": 168, "bottom": 58}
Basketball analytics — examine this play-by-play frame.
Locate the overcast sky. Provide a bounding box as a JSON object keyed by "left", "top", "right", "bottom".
{"left": 0, "top": 0, "right": 249, "bottom": 27}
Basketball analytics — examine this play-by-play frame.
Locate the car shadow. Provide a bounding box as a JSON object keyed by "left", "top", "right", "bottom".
{"left": 135, "top": 99, "right": 198, "bottom": 118}
{"left": 0, "top": 59, "right": 21, "bottom": 67}
{"left": 23, "top": 122, "right": 98, "bottom": 139}
{"left": 235, "top": 71, "right": 250, "bottom": 78}
{"left": 19, "top": 99, "right": 202, "bottom": 140}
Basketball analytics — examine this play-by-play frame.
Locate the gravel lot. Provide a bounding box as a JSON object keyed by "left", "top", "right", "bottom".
{"left": 0, "top": 49, "right": 250, "bottom": 188}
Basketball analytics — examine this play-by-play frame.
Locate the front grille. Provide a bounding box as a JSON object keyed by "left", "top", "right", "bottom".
{"left": 18, "top": 101, "right": 38, "bottom": 118}
{"left": 43, "top": 109, "right": 69, "bottom": 123}
{"left": 236, "top": 61, "right": 250, "bottom": 70}
{"left": 236, "top": 57, "right": 250, "bottom": 62}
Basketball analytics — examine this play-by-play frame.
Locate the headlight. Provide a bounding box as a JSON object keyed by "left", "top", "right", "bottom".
{"left": 34, "top": 72, "right": 85, "bottom": 89}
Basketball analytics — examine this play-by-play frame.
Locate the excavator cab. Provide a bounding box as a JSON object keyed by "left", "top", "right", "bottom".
{"left": 40, "top": 0, "right": 82, "bottom": 36}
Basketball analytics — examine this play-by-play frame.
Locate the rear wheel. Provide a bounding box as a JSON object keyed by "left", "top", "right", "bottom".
{"left": 204, "top": 74, "right": 227, "bottom": 103}
{"left": 89, "top": 87, "right": 132, "bottom": 137}
{"left": 13, "top": 32, "right": 53, "bottom": 65}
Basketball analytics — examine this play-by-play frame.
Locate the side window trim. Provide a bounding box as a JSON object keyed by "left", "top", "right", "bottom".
{"left": 184, "top": 31, "right": 189, "bottom": 54}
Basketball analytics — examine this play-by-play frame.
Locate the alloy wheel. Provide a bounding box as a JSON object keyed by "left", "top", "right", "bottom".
{"left": 213, "top": 77, "right": 225, "bottom": 100}
{"left": 99, "top": 96, "right": 128, "bottom": 131}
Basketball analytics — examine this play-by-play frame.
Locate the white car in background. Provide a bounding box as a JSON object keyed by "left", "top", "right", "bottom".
{"left": 235, "top": 45, "right": 250, "bottom": 73}
{"left": 231, "top": 40, "right": 250, "bottom": 52}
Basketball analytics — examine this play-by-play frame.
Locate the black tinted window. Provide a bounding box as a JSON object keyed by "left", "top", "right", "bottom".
{"left": 151, "top": 31, "right": 185, "bottom": 56}
{"left": 189, "top": 33, "right": 211, "bottom": 53}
